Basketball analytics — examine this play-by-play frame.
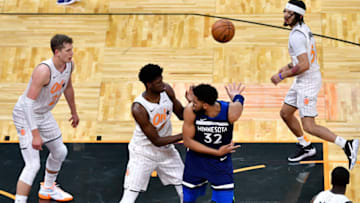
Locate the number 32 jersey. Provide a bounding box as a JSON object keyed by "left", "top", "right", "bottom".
{"left": 194, "top": 101, "right": 233, "bottom": 153}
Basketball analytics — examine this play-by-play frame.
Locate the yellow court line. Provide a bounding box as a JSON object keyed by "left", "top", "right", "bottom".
{"left": 233, "top": 164, "right": 266, "bottom": 173}
{"left": 0, "top": 190, "right": 15, "bottom": 200}
{"left": 323, "top": 142, "right": 330, "bottom": 190}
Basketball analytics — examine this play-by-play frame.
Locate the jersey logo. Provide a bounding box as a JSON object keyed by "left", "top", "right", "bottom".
{"left": 49, "top": 80, "right": 65, "bottom": 106}
{"left": 152, "top": 109, "right": 167, "bottom": 126}
{"left": 304, "top": 97, "right": 309, "bottom": 105}
{"left": 220, "top": 156, "right": 227, "bottom": 161}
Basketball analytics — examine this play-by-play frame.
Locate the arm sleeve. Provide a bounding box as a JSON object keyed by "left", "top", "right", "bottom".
{"left": 290, "top": 31, "right": 307, "bottom": 56}
{"left": 22, "top": 96, "right": 38, "bottom": 131}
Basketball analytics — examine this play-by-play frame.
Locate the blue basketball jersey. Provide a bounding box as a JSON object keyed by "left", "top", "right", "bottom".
{"left": 193, "top": 100, "right": 233, "bottom": 153}
{"left": 183, "top": 100, "right": 235, "bottom": 194}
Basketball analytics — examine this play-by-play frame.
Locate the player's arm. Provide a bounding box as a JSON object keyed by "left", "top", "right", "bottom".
{"left": 164, "top": 83, "right": 184, "bottom": 120}
{"left": 271, "top": 32, "right": 310, "bottom": 85}
{"left": 225, "top": 83, "right": 245, "bottom": 123}
{"left": 132, "top": 102, "right": 182, "bottom": 147}
{"left": 23, "top": 64, "right": 51, "bottom": 150}
{"left": 182, "top": 104, "right": 238, "bottom": 156}
{"left": 64, "top": 62, "right": 79, "bottom": 128}
{"left": 280, "top": 53, "right": 310, "bottom": 78}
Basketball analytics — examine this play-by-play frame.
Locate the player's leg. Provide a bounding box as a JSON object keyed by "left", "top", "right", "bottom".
{"left": 301, "top": 117, "right": 358, "bottom": 169}
{"left": 156, "top": 147, "right": 184, "bottom": 202}
{"left": 15, "top": 132, "right": 41, "bottom": 203}
{"left": 13, "top": 111, "right": 41, "bottom": 203}
{"left": 280, "top": 103, "right": 304, "bottom": 139}
{"left": 39, "top": 136, "right": 73, "bottom": 201}
{"left": 120, "top": 146, "right": 156, "bottom": 203}
{"left": 182, "top": 155, "right": 207, "bottom": 202}
{"left": 182, "top": 183, "right": 207, "bottom": 203}
{"left": 208, "top": 157, "right": 234, "bottom": 203}
{"left": 211, "top": 189, "right": 234, "bottom": 203}
{"left": 282, "top": 87, "right": 315, "bottom": 162}
{"left": 36, "top": 112, "right": 72, "bottom": 201}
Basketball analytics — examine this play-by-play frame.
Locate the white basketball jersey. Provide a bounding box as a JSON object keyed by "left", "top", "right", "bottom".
{"left": 130, "top": 91, "right": 173, "bottom": 147}
{"left": 288, "top": 23, "right": 320, "bottom": 78}
{"left": 15, "top": 58, "right": 72, "bottom": 114}
{"left": 313, "top": 190, "right": 351, "bottom": 203}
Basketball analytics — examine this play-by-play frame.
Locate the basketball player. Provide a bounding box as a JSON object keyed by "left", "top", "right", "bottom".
{"left": 119, "top": 64, "right": 191, "bottom": 203}
{"left": 311, "top": 166, "right": 352, "bottom": 203}
{"left": 182, "top": 83, "right": 244, "bottom": 203}
{"left": 270, "top": 0, "right": 359, "bottom": 169}
{"left": 12, "top": 34, "right": 79, "bottom": 203}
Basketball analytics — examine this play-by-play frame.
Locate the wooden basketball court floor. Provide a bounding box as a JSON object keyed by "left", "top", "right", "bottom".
{"left": 0, "top": 0, "right": 359, "bottom": 202}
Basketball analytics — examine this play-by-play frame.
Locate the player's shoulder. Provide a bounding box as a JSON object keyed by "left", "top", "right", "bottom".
{"left": 34, "top": 64, "right": 51, "bottom": 77}
{"left": 163, "top": 83, "right": 176, "bottom": 98}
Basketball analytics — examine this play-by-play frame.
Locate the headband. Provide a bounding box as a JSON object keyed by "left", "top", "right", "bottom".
{"left": 285, "top": 3, "right": 305, "bottom": 16}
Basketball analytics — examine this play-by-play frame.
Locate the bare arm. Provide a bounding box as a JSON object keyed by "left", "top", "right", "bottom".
{"left": 63, "top": 61, "right": 79, "bottom": 128}
{"left": 25, "top": 64, "right": 51, "bottom": 150}
{"left": 281, "top": 53, "right": 310, "bottom": 78}
{"left": 64, "top": 75, "right": 79, "bottom": 129}
{"left": 182, "top": 104, "right": 239, "bottom": 156}
{"left": 271, "top": 53, "right": 310, "bottom": 85}
{"left": 224, "top": 83, "right": 245, "bottom": 123}
{"left": 164, "top": 83, "right": 184, "bottom": 120}
{"left": 132, "top": 102, "right": 182, "bottom": 147}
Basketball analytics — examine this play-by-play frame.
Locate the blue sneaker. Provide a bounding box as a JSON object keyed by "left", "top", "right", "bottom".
{"left": 57, "top": 0, "right": 79, "bottom": 5}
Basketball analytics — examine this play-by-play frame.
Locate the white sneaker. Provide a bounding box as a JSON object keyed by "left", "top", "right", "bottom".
{"left": 38, "top": 182, "right": 73, "bottom": 201}
{"left": 344, "top": 139, "right": 359, "bottom": 170}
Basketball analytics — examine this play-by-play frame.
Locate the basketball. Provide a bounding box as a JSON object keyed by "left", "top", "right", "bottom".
{"left": 211, "top": 19, "right": 235, "bottom": 43}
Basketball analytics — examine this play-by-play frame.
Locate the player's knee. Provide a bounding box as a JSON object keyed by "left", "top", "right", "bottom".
{"left": 20, "top": 161, "right": 41, "bottom": 185}
{"left": 52, "top": 144, "right": 68, "bottom": 161}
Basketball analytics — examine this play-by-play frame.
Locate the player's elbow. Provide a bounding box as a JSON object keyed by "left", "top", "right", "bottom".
{"left": 151, "top": 139, "right": 164, "bottom": 147}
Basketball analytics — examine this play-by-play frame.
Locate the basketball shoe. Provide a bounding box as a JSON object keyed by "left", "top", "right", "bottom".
{"left": 288, "top": 143, "right": 316, "bottom": 162}
{"left": 38, "top": 182, "right": 73, "bottom": 201}
{"left": 343, "top": 139, "right": 359, "bottom": 170}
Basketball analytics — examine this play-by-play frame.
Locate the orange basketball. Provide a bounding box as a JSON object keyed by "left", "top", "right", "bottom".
{"left": 211, "top": 19, "right": 235, "bottom": 43}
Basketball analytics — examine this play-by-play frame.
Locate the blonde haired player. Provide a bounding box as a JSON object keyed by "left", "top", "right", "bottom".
{"left": 12, "top": 34, "right": 79, "bottom": 202}
{"left": 270, "top": 0, "right": 358, "bottom": 169}
{"left": 119, "top": 64, "right": 191, "bottom": 203}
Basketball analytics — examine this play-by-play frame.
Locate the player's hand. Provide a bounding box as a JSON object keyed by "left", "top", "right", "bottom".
{"left": 225, "top": 82, "right": 245, "bottom": 101}
{"left": 217, "top": 142, "right": 240, "bottom": 156}
{"left": 271, "top": 73, "right": 282, "bottom": 85}
{"left": 32, "top": 132, "right": 43, "bottom": 150}
{"left": 69, "top": 113, "right": 80, "bottom": 128}
{"left": 185, "top": 85, "right": 194, "bottom": 103}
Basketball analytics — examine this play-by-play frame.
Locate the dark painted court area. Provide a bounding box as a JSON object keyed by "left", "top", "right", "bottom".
{"left": 0, "top": 143, "right": 324, "bottom": 203}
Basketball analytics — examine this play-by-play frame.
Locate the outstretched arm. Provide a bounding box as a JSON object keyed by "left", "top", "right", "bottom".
{"left": 225, "top": 83, "right": 245, "bottom": 123}
{"left": 132, "top": 102, "right": 182, "bottom": 147}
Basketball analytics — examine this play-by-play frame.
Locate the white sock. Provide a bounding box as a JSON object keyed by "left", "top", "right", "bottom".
{"left": 119, "top": 189, "right": 139, "bottom": 203}
{"left": 15, "top": 194, "right": 27, "bottom": 203}
{"left": 174, "top": 185, "right": 183, "bottom": 203}
{"left": 297, "top": 136, "right": 310, "bottom": 147}
{"left": 335, "top": 136, "right": 346, "bottom": 148}
{"left": 44, "top": 171, "right": 58, "bottom": 188}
